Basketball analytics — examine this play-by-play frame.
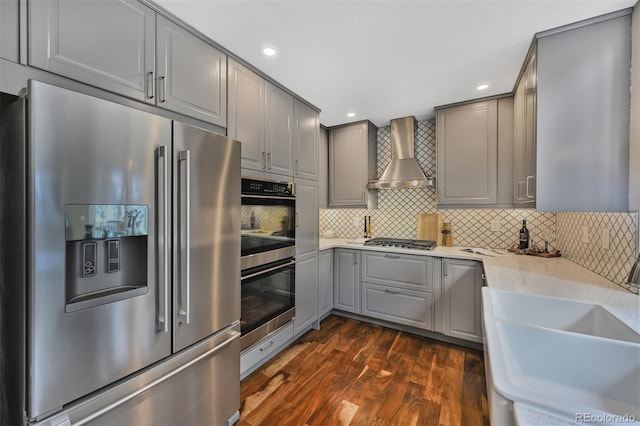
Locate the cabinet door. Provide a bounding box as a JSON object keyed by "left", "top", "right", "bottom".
{"left": 294, "top": 99, "right": 319, "bottom": 181}
{"left": 436, "top": 100, "right": 498, "bottom": 205}
{"left": 266, "top": 84, "right": 294, "bottom": 176}
{"left": 0, "top": 0, "right": 19, "bottom": 63}
{"left": 333, "top": 249, "right": 360, "bottom": 313}
{"left": 228, "top": 59, "right": 266, "bottom": 172}
{"left": 295, "top": 179, "right": 319, "bottom": 258}
{"left": 318, "top": 127, "right": 329, "bottom": 208}
{"left": 156, "top": 16, "right": 226, "bottom": 127}
{"left": 329, "top": 123, "right": 368, "bottom": 206}
{"left": 318, "top": 249, "right": 334, "bottom": 318}
{"left": 294, "top": 253, "right": 319, "bottom": 335}
{"left": 29, "top": 0, "right": 155, "bottom": 103}
{"left": 514, "top": 53, "right": 536, "bottom": 205}
{"left": 442, "top": 259, "right": 483, "bottom": 343}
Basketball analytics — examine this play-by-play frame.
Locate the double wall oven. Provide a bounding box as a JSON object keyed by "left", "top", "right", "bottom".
{"left": 240, "top": 178, "right": 296, "bottom": 350}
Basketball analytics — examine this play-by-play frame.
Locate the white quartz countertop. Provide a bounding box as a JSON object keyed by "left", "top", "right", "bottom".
{"left": 319, "top": 238, "right": 639, "bottom": 425}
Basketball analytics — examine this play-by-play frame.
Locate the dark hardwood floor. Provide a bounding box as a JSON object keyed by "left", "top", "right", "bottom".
{"left": 239, "top": 315, "right": 490, "bottom": 426}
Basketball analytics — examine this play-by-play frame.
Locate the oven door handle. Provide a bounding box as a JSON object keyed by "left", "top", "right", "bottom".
{"left": 241, "top": 259, "right": 296, "bottom": 281}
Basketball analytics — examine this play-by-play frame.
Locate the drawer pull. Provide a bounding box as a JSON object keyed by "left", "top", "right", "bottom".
{"left": 384, "top": 289, "right": 401, "bottom": 295}
{"left": 384, "top": 254, "right": 401, "bottom": 259}
{"left": 259, "top": 340, "right": 275, "bottom": 352}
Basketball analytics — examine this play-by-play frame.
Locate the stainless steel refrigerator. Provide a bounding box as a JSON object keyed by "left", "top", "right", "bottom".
{"left": 3, "top": 80, "right": 241, "bottom": 425}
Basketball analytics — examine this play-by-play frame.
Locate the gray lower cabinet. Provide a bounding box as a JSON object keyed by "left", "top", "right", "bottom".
{"left": 333, "top": 248, "right": 360, "bottom": 313}
{"left": 318, "top": 249, "right": 334, "bottom": 318}
{"left": 328, "top": 121, "right": 378, "bottom": 208}
{"left": 361, "top": 283, "right": 433, "bottom": 330}
{"left": 0, "top": 0, "right": 19, "bottom": 63}
{"left": 294, "top": 252, "right": 319, "bottom": 335}
{"left": 29, "top": 0, "right": 155, "bottom": 103}
{"left": 360, "top": 251, "right": 434, "bottom": 330}
{"left": 155, "top": 15, "right": 226, "bottom": 127}
{"left": 28, "top": 0, "right": 227, "bottom": 128}
{"left": 228, "top": 59, "right": 294, "bottom": 176}
{"left": 294, "top": 99, "right": 319, "bottom": 181}
{"left": 441, "top": 258, "right": 483, "bottom": 343}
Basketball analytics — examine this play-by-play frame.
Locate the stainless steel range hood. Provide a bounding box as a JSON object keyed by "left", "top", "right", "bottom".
{"left": 368, "top": 116, "right": 434, "bottom": 189}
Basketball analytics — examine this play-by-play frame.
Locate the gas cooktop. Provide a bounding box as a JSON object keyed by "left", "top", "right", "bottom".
{"left": 363, "top": 238, "right": 436, "bottom": 251}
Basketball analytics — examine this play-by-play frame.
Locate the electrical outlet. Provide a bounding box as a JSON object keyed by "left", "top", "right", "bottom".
{"left": 602, "top": 228, "right": 610, "bottom": 249}
{"left": 352, "top": 217, "right": 360, "bottom": 227}
{"left": 490, "top": 220, "right": 503, "bottom": 232}
{"left": 581, "top": 225, "right": 590, "bottom": 243}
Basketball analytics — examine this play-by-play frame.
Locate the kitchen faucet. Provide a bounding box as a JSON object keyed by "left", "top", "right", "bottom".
{"left": 625, "top": 257, "right": 640, "bottom": 290}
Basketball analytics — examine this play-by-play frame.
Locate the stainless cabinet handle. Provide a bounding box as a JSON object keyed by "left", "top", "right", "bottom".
{"left": 267, "top": 152, "right": 272, "bottom": 170}
{"left": 482, "top": 273, "right": 487, "bottom": 281}
{"left": 295, "top": 212, "right": 299, "bottom": 228}
{"left": 526, "top": 175, "right": 535, "bottom": 198}
{"left": 178, "top": 150, "right": 191, "bottom": 324}
{"left": 295, "top": 159, "right": 299, "bottom": 175}
{"left": 259, "top": 340, "right": 275, "bottom": 352}
{"left": 261, "top": 151, "right": 267, "bottom": 170}
{"left": 384, "top": 289, "right": 400, "bottom": 295}
{"left": 384, "top": 254, "right": 401, "bottom": 259}
{"left": 156, "top": 146, "right": 169, "bottom": 333}
{"left": 146, "top": 71, "right": 155, "bottom": 100}
{"left": 159, "top": 75, "right": 166, "bottom": 103}
{"left": 354, "top": 254, "right": 358, "bottom": 265}
{"left": 443, "top": 260, "right": 449, "bottom": 277}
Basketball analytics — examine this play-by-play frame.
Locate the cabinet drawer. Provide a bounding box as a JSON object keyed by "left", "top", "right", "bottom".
{"left": 240, "top": 322, "right": 293, "bottom": 376}
{"left": 361, "top": 251, "right": 433, "bottom": 292}
{"left": 361, "top": 283, "right": 433, "bottom": 330}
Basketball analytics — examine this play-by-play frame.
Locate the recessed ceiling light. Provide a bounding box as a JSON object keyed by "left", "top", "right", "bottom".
{"left": 262, "top": 46, "right": 278, "bottom": 57}
{"left": 347, "top": 112, "right": 356, "bottom": 117}
{"left": 477, "top": 84, "right": 489, "bottom": 90}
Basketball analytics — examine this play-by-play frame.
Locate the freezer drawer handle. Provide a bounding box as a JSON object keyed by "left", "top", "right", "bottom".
{"left": 156, "top": 146, "right": 170, "bottom": 333}
{"left": 74, "top": 329, "right": 240, "bottom": 426}
{"left": 178, "top": 150, "right": 191, "bottom": 324}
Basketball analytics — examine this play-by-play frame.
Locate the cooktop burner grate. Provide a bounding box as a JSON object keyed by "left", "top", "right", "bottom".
{"left": 363, "top": 238, "right": 436, "bottom": 250}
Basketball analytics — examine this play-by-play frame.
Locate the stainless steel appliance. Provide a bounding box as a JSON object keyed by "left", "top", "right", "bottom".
{"left": 3, "top": 81, "right": 241, "bottom": 425}
{"left": 241, "top": 178, "right": 296, "bottom": 350}
{"left": 364, "top": 237, "right": 437, "bottom": 250}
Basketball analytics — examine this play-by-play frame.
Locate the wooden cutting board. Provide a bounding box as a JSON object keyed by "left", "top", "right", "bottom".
{"left": 417, "top": 213, "right": 443, "bottom": 245}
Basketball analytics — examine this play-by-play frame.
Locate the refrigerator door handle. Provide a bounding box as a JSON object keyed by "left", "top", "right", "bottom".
{"left": 178, "top": 150, "right": 191, "bottom": 324}
{"left": 156, "top": 146, "right": 170, "bottom": 333}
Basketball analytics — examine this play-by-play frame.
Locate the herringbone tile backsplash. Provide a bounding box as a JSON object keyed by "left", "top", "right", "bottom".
{"left": 320, "top": 117, "right": 638, "bottom": 292}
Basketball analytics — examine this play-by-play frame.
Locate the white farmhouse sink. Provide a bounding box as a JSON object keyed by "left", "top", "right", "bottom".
{"left": 490, "top": 289, "right": 640, "bottom": 344}
{"left": 482, "top": 288, "right": 640, "bottom": 424}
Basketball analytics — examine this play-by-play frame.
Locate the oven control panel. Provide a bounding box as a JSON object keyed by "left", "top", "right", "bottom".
{"left": 241, "top": 178, "right": 294, "bottom": 197}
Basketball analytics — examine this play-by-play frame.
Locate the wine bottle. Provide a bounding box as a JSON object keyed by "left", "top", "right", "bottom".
{"left": 519, "top": 220, "right": 529, "bottom": 249}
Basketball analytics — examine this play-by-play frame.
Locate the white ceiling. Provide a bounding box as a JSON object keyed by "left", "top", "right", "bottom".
{"left": 154, "top": 0, "right": 636, "bottom": 127}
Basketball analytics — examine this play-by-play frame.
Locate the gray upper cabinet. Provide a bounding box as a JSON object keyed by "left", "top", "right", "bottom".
{"left": 29, "top": 0, "right": 155, "bottom": 103}
{"left": 536, "top": 13, "right": 631, "bottom": 212}
{"left": 328, "top": 121, "right": 378, "bottom": 208}
{"left": 294, "top": 99, "right": 319, "bottom": 181}
{"left": 266, "top": 85, "right": 294, "bottom": 176}
{"left": 229, "top": 59, "right": 294, "bottom": 177}
{"left": 0, "top": 0, "right": 20, "bottom": 63}
{"left": 318, "top": 126, "right": 329, "bottom": 208}
{"left": 29, "top": 1, "right": 227, "bottom": 127}
{"left": 156, "top": 16, "right": 226, "bottom": 127}
{"left": 228, "top": 59, "right": 267, "bottom": 171}
{"left": 436, "top": 99, "right": 498, "bottom": 205}
{"left": 513, "top": 50, "right": 537, "bottom": 206}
